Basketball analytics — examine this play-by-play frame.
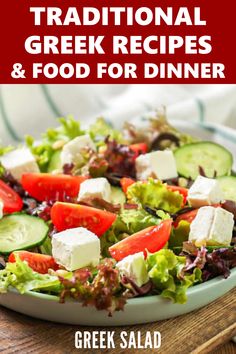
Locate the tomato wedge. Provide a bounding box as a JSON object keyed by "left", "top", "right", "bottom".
{"left": 0, "top": 180, "right": 23, "bottom": 213}
{"left": 51, "top": 202, "right": 117, "bottom": 236}
{"left": 130, "top": 143, "right": 148, "bottom": 158}
{"left": 109, "top": 219, "right": 172, "bottom": 261}
{"left": 8, "top": 251, "right": 58, "bottom": 274}
{"left": 120, "top": 177, "right": 136, "bottom": 194}
{"left": 22, "top": 173, "right": 88, "bottom": 202}
{"left": 167, "top": 185, "right": 188, "bottom": 206}
{"left": 173, "top": 209, "right": 199, "bottom": 228}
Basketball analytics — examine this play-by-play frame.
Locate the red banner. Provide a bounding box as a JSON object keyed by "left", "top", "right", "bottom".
{"left": 0, "top": 0, "right": 235, "bottom": 83}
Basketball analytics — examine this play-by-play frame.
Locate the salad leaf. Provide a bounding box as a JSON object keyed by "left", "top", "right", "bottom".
{"left": 203, "top": 248, "right": 236, "bottom": 280}
{"left": 156, "top": 210, "right": 171, "bottom": 220}
{"left": 100, "top": 208, "right": 161, "bottom": 257}
{"left": 121, "top": 276, "right": 153, "bottom": 297}
{"left": 123, "top": 109, "right": 197, "bottom": 148}
{"left": 0, "top": 256, "right": 61, "bottom": 294}
{"left": 44, "top": 116, "right": 85, "bottom": 142}
{"left": 119, "top": 207, "right": 161, "bottom": 234}
{"left": 25, "top": 135, "right": 54, "bottom": 172}
{"left": 89, "top": 117, "right": 125, "bottom": 144}
{"left": 39, "top": 236, "right": 52, "bottom": 255}
{"left": 182, "top": 245, "right": 207, "bottom": 274}
{"left": 161, "top": 269, "right": 202, "bottom": 304}
{"left": 149, "top": 110, "right": 198, "bottom": 148}
{"left": 0, "top": 257, "right": 126, "bottom": 315}
{"left": 100, "top": 228, "right": 122, "bottom": 258}
{"left": 0, "top": 145, "right": 15, "bottom": 175}
{"left": 26, "top": 116, "right": 85, "bottom": 171}
{"left": 104, "top": 139, "right": 136, "bottom": 178}
{"left": 88, "top": 155, "right": 109, "bottom": 177}
{"left": 0, "top": 145, "right": 14, "bottom": 156}
{"left": 182, "top": 242, "right": 236, "bottom": 281}
{"left": 147, "top": 249, "right": 202, "bottom": 304}
{"left": 59, "top": 259, "right": 127, "bottom": 316}
{"left": 169, "top": 220, "right": 190, "bottom": 249}
{"left": 127, "top": 179, "right": 183, "bottom": 213}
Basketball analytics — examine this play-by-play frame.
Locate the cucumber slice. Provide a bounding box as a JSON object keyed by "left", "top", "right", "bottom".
{"left": 174, "top": 142, "right": 233, "bottom": 180}
{"left": 48, "top": 150, "right": 62, "bottom": 172}
{"left": 110, "top": 186, "right": 126, "bottom": 205}
{"left": 217, "top": 176, "right": 236, "bottom": 202}
{"left": 0, "top": 214, "right": 49, "bottom": 254}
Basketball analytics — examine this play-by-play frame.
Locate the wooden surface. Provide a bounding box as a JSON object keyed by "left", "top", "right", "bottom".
{"left": 215, "top": 342, "right": 236, "bottom": 354}
{"left": 0, "top": 288, "right": 235, "bottom": 354}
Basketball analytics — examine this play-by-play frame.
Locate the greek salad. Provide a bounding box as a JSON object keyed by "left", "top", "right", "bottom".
{"left": 0, "top": 113, "right": 235, "bottom": 316}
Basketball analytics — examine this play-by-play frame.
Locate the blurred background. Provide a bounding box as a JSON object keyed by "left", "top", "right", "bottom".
{"left": 0, "top": 84, "right": 236, "bottom": 144}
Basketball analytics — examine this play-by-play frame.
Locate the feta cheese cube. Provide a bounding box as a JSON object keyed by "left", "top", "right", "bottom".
{"left": 188, "top": 176, "right": 224, "bottom": 208}
{"left": 0, "top": 201, "right": 3, "bottom": 219}
{"left": 52, "top": 227, "right": 100, "bottom": 271}
{"left": 78, "top": 177, "right": 111, "bottom": 202}
{"left": 135, "top": 150, "right": 178, "bottom": 181}
{"left": 189, "top": 206, "right": 215, "bottom": 245}
{"left": 116, "top": 252, "right": 149, "bottom": 287}
{"left": 61, "top": 135, "right": 96, "bottom": 166}
{"left": 189, "top": 206, "right": 234, "bottom": 247}
{"left": 0, "top": 148, "right": 39, "bottom": 182}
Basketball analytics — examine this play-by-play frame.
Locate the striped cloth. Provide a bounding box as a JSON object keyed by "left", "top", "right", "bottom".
{"left": 1, "top": 84, "right": 236, "bottom": 144}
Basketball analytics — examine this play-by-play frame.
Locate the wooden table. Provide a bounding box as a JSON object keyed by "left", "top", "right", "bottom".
{"left": 0, "top": 288, "right": 235, "bottom": 354}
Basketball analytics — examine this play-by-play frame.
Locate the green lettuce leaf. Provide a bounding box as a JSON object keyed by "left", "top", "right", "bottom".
{"left": 127, "top": 179, "right": 183, "bottom": 213}
{"left": 0, "top": 145, "right": 15, "bottom": 175}
{"left": 147, "top": 249, "right": 202, "bottom": 304}
{"left": 44, "top": 116, "right": 85, "bottom": 142}
{"left": 100, "top": 228, "right": 121, "bottom": 258}
{"left": 0, "top": 145, "right": 14, "bottom": 156}
{"left": 26, "top": 116, "right": 85, "bottom": 171}
{"left": 100, "top": 207, "right": 161, "bottom": 257}
{"left": 119, "top": 208, "right": 161, "bottom": 234}
{"left": 39, "top": 236, "right": 52, "bottom": 255}
{"left": 89, "top": 117, "right": 125, "bottom": 145}
{"left": 169, "top": 220, "right": 190, "bottom": 249}
{"left": 0, "top": 256, "right": 62, "bottom": 294}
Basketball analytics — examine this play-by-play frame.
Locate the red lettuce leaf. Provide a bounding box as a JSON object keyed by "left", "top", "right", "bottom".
{"left": 104, "top": 139, "right": 136, "bottom": 178}
{"left": 59, "top": 259, "right": 127, "bottom": 316}
{"left": 181, "top": 242, "right": 236, "bottom": 281}
{"left": 203, "top": 248, "right": 236, "bottom": 281}
{"left": 121, "top": 276, "right": 153, "bottom": 297}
